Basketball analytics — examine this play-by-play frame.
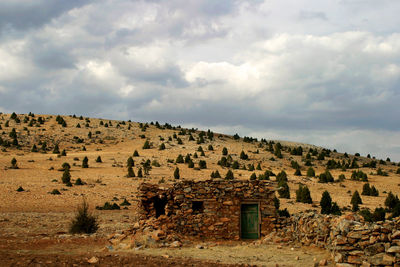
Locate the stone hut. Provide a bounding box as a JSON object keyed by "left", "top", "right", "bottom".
{"left": 138, "top": 179, "right": 277, "bottom": 240}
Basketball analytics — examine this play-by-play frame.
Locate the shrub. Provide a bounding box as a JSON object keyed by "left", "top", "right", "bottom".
{"left": 385, "top": 192, "right": 399, "bottom": 211}
{"left": 62, "top": 169, "right": 71, "bottom": 184}
{"left": 295, "top": 185, "right": 312, "bottom": 204}
{"left": 62, "top": 162, "right": 71, "bottom": 171}
{"left": 330, "top": 202, "right": 342, "bottom": 215}
{"left": 50, "top": 189, "right": 61, "bottom": 195}
{"left": 318, "top": 170, "right": 334, "bottom": 183}
{"left": 159, "top": 143, "right": 166, "bottom": 150}
{"left": 137, "top": 167, "right": 143, "bottom": 178}
{"left": 351, "top": 170, "right": 368, "bottom": 181}
{"left": 10, "top": 158, "right": 18, "bottom": 169}
{"left": 96, "top": 156, "right": 102, "bottom": 163}
{"left": 208, "top": 145, "right": 213, "bottom": 151}
{"left": 278, "top": 181, "right": 290, "bottom": 199}
{"left": 199, "top": 160, "right": 207, "bottom": 169}
{"left": 273, "top": 196, "right": 280, "bottom": 210}
{"left": 370, "top": 186, "right": 379, "bottom": 196}
{"left": 306, "top": 167, "right": 315, "bottom": 177}
{"left": 240, "top": 151, "right": 249, "bottom": 160}
{"left": 188, "top": 160, "right": 194, "bottom": 168}
{"left": 53, "top": 144, "right": 60, "bottom": 154}
{"left": 232, "top": 161, "right": 239, "bottom": 169}
{"left": 96, "top": 202, "right": 120, "bottom": 210}
{"left": 133, "top": 150, "right": 139, "bottom": 157}
{"left": 362, "top": 183, "right": 371, "bottom": 196}
{"left": 176, "top": 154, "right": 184, "bottom": 163}
{"left": 31, "top": 144, "right": 38, "bottom": 152}
{"left": 143, "top": 140, "right": 151, "bottom": 149}
{"left": 127, "top": 157, "right": 134, "bottom": 167}
{"left": 174, "top": 167, "right": 180, "bottom": 179}
{"left": 75, "top": 178, "right": 84, "bottom": 185}
{"left": 338, "top": 174, "right": 346, "bottom": 182}
{"left": 82, "top": 157, "right": 89, "bottom": 168}
{"left": 250, "top": 173, "right": 257, "bottom": 180}
{"left": 225, "top": 170, "right": 234, "bottom": 180}
{"left": 222, "top": 147, "right": 228, "bottom": 155}
{"left": 294, "top": 168, "right": 302, "bottom": 176}
{"left": 16, "top": 186, "right": 24, "bottom": 192}
{"left": 377, "top": 168, "right": 388, "bottom": 176}
{"left": 69, "top": 199, "right": 98, "bottom": 234}
{"left": 60, "top": 149, "right": 67, "bottom": 156}
{"left": 124, "top": 165, "right": 134, "bottom": 177}
{"left": 278, "top": 208, "right": 290, "bottom": 217}
{"left": 276, "top": 171, "right": 287, "bottom": 183}
{"left": 351, "top": 191, "right": 362, "bottom": 211}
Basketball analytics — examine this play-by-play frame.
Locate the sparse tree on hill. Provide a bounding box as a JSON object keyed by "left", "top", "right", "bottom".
{"left": 320, "top": 191, "right": 332, "bottom": 214}
{"left": 127, "top": 166, "right": 135, "bottom": 177}
{"left": 278, "top": 180, "right": 290, "bottom": 199}
{"left": 82, "top": 156, "right": 89, "bottom": 168}
{"left": 351, "top": 190, "right": 362, "bottom": 212}
{"left": 11, "top": 158, "right": 18, "bottom": 169}
{"left": 225, "top": 170, "right": 234, "bottom": 180}
{"left": 96, "top": 156, "right": 102, "bottom": 163}
{"left": 174, "top": 167, "right": 180, "bottom": 179}
{"left": 222, "top": 147, "right": 228, "bottom": 156}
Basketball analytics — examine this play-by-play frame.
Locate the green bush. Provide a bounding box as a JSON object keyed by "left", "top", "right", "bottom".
{"left": 276, "top": 171, "right": 287, "bottom": 183}
{"left": 69, "top": 199, "right": 99, "bottom": 234}
{"left": 96, "top": 156, "right": 102, "bottom": 163}
{"left": 295, "top": 185, "right": 312, "bottom": 204}
{"left": 75, "top": 178, "right": 84, "bottom": 185}
{"left": 222, "top": 147, "right": 228, "bottom": 155}
{"left": 142, "top": 140, "right": 151, "bottom": 149}
{"left": 50, "top": 189, "right": 61, "bottom": 195}
{"left": 133, "top": 150, "right": 139, "bottom": 157}
{"left": 10, "top": 158, "right": 18, "bottom": 169}
{"left": 62, "top": 169, "right": 71, "bottom": 184}
{"left": 198, "top": 160, "right": 207, "bottom": 169}
{"left": 318, "top": 170, "right": 334, "bottom": 183}
{"left": 127, "top": 157, "right": 134, "bottom": 167}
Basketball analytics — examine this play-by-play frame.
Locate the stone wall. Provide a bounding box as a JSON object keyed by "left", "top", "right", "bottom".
{"left": 138, "top": 179, "right": 277, "bottom": 240}
{"left": 273, "top": 212, "right": 400, "bottom": 266}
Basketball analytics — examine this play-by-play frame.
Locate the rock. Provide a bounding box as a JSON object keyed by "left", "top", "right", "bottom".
{"left": 87, "top": 256, "right": 99, "bottom": 264}
{"left": 336, "top": 264, "right": 356, "bottom": 267}
{"left": 387, "top": 246, "right": 400, "bottom": 253}
{"left": 170, "top": 241, "right": 182, "bottom": 248}
{"left": 347, "top": 255, "right": 362, "bottom": 265}
{"left": 318, "top": 259, "right": 327, "bottom": 266}
{"left": 334, "top": 253, "right": 344, "bottom": 263}
{"left": 196, "top": 244, "right": 205, "bottom": 249}
{"left": 369, "top": 253, "right": 394, "bottom": 266}
{"left": 295, "top": 256, "right": 299, "bottom": 260}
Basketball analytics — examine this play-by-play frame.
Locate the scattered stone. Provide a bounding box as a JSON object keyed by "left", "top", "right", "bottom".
{"left": 87, "top": 256, "right": 99, "bottom": 264}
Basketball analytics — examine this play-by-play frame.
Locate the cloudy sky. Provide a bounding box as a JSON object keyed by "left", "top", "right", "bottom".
{"left": 1, "top": 0, "right": 400, "bottom": 160}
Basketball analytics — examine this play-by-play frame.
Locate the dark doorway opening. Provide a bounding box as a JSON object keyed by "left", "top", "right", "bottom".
{"left": 153, "top": 196, "right": 167, "bottom": 218}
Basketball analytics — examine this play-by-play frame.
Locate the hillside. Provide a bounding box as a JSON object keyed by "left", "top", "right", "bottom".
{"left": 1, "top": 112, "right": 399, "bottom": 217}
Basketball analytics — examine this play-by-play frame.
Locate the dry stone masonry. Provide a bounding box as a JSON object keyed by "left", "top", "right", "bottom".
{"left": 273, "top": 212, "right": 400, "bottom": 266}
{"left": 137, "top": 179, "right": 277, "bottom": 240}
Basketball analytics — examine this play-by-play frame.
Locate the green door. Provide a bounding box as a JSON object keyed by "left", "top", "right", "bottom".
{"left": 241, "top": 204, "right": 259, "bottom": 239}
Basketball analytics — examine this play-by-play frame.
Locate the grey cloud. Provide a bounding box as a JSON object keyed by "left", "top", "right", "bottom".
{"left": 0, "top": 1, "right": 91, "bottom": 32}
{"left": 298, "top": 11, "right": 328, "bottom": 21}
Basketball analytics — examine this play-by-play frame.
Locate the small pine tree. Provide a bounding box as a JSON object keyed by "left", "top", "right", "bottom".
{"left": 159, "top": 143, "right": 166, "bottom": 150}
{"left": 240, "top": 151, "right": 249, "bottom": 160}
{"left": 176, "top": 154, "right": 184, "bottom": 163}
{"left": 137, "top": 167, "right": 143, "bottom": 178}
{"left": 294, "top": 168, "right": 302, "bottom": 176}
{"left": 174, "top": 167, "right": 180, "bottom": 179}
{"left": 385, "top": 192, "right": 399, "bottom": 211}
{"left": 320, "top": 191, "right": 332, "bottom": 214}
{"left": 225, "top": 170, "right": 234, "bottom": 180}
{"left": 133, "top": 150, "right": 139, "bottom": 157}
{"left": 222, "top": 147, "right": 228, "bottom": 155}
{"left": 11, "top": 158, "right": 18, "bottom": 169}
{"left": 96, "top": 156, "right": 102, "bottom": 163}
{"left": 82, "top": 156, "right": 89, "bottom": 168}
{"left": 60, "top": 149, "right": 67, "bottom": 156}
{"left": 62, "top": 169, "right": 71, "bottom": 184}
{"left": 351, "top": 190, "right": 362, "bottom": 211}
{"left": 331, "top": 202, "right": 342, "bottom": 215}
{"left": 127, "top": 157, "right": 134, "bottom": 167}
{"left": 143, "top": 140, "right": 150, "bottom": 149}
{"left": 250, "top": 173, "right": 257, "bottom": 180}
{"left": 199, "top": 160, "right": 207, "bottom": 169}
{"left": 69, "top": 198, "right": 98, "bottom": 234}
{"left": 362, "top": 183, "right": 371, "bottom": 196}
{"left": 278, "top": 181, "right": 290, "bottom": 199}
{"left": 31, "top": 144, "right": 38, "bottom": 152}
{"left": 127, "top": 166, "right": 135, "bottom": 177}
{"left": 306, "top": 167, "right": 315, "bottom": 177}
{"left": 276, "top": 171, "right": 287, "bottom": 183}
